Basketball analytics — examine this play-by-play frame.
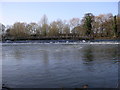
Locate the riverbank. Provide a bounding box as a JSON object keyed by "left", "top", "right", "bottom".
{"left": 2, "top": 36, "right": 120, "bottom": 42}
{"left": 1, "top": 36, "right": 120, "bottom": 44}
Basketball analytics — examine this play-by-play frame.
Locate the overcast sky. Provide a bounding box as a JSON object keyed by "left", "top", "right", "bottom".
{"left": 0, "top": 2, "right": 118, "bottom": 26}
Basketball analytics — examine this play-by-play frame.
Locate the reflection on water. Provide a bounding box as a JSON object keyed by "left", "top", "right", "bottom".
{"left": 2, "top": 44, "right": 119, "bottom": 88}
{"left": 83, "top": 45, "right": 94, "bottom": 62}
{"left": 13, "top": 48, "right": 24, "bottom": 60}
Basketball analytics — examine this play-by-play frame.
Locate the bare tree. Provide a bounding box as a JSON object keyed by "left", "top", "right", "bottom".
{"left": 49, "top": 21, "right": 59, "bottom": 36}
{"left": 26, "top": 22, "right": 38, "bottom": 35}
{"left": 40, "top": 15, "right": 49, "bottom": 36}
{"left": 9, "top": 22, "right": 28, "bottom": 39}
{"left": 69, "top": 18, "right": 80, "bottom": 32}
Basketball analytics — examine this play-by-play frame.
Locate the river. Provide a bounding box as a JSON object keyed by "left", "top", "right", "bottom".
{"left": 2, "top": 42, "right": 119, "bottom": 88}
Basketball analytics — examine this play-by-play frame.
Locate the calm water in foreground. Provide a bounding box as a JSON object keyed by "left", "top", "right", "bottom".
{"left": 2, "top": 43, "right": 119, "bottom": 88}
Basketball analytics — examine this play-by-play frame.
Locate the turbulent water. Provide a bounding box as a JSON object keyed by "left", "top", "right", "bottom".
{"left": 2, "top": 41, "right": 120, "bottom": 88}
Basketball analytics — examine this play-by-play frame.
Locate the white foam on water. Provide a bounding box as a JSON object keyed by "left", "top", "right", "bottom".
{"left": 89, "top": 42, "right": 120, "bottom": 45}
{"left": 2, "top": 41, "right": 120, "bottom": 45}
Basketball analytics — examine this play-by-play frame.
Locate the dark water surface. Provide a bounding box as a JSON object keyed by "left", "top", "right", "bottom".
{"left": 2, "top": 43, "right": 119, "bottom": 88}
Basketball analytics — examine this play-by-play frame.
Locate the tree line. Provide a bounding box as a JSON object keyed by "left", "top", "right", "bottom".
{"left": 0, "top": 13, "right": 120, "bottom": 41}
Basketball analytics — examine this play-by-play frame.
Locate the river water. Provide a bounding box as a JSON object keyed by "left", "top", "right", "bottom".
{"left": 2, "top": 42, "right": 119, "bottom": 88}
